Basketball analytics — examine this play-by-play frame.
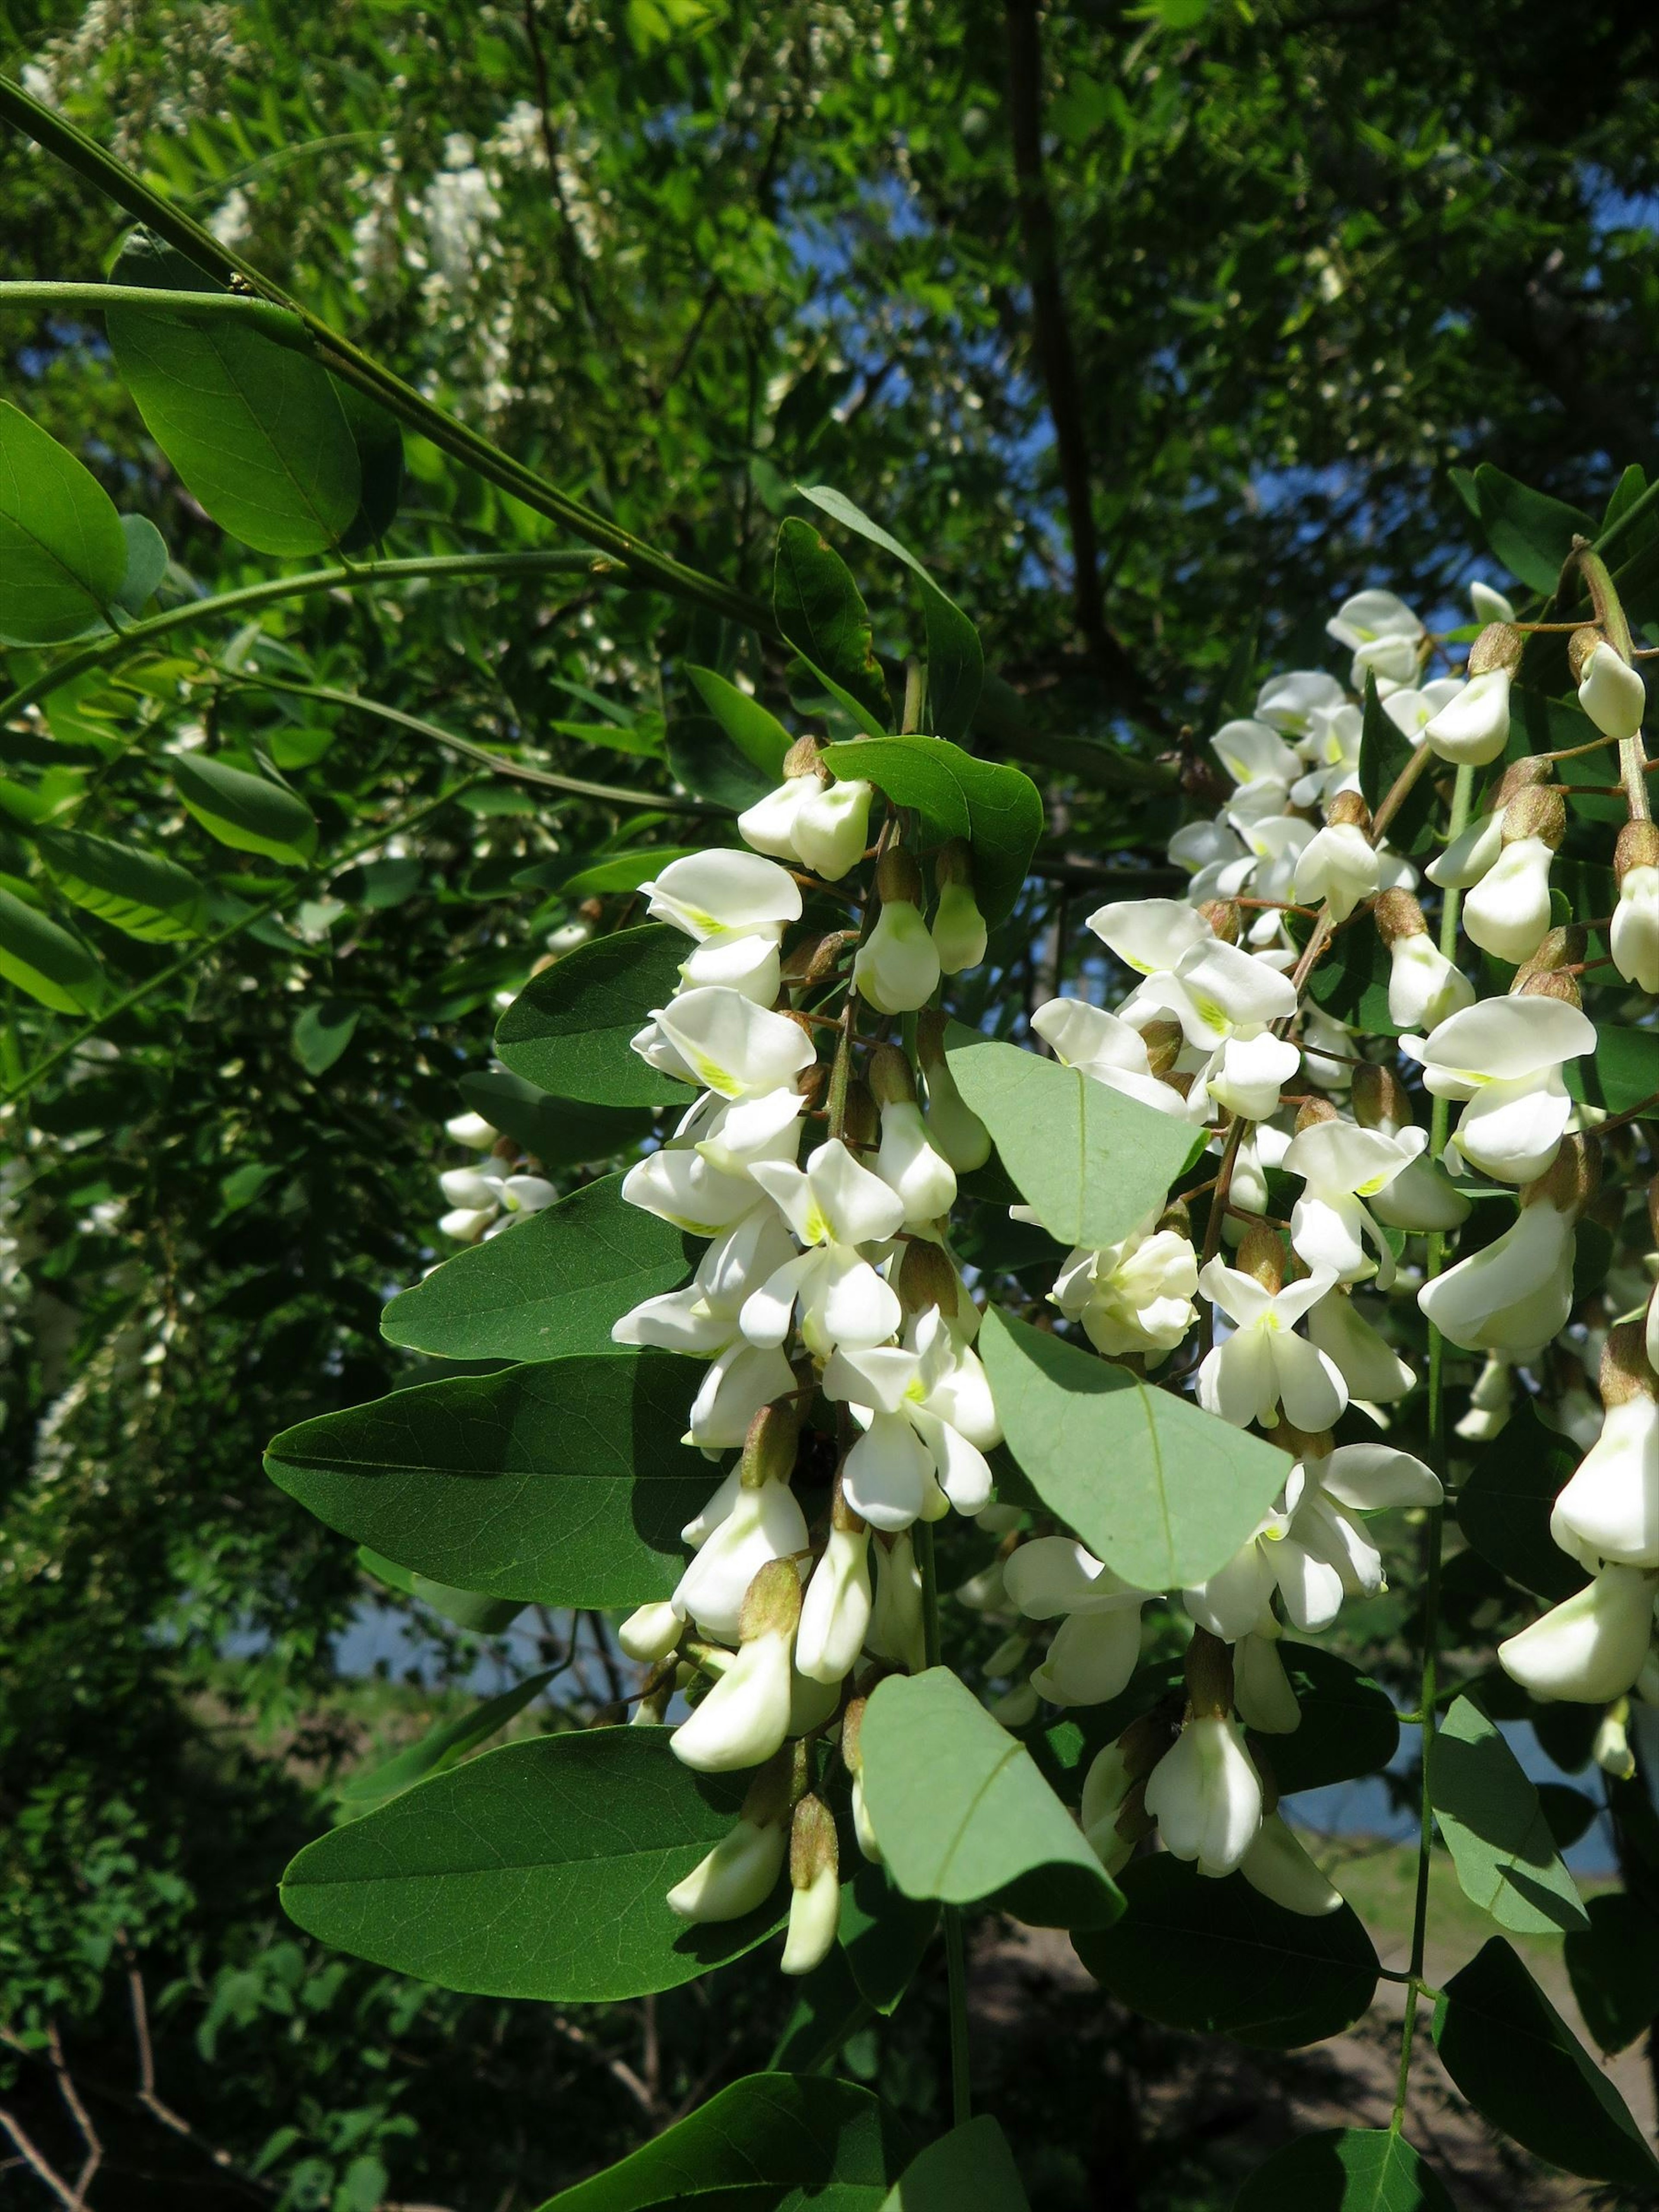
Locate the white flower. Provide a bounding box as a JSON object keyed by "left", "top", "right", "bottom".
{"left": 642, "top": 848, "right": 802, "bottom": 941}
{"left": 780, "top": 1799, "right": 840, "bottom": 1974}
{"left": 1551, "top": 1332, "right": 1659, "bottom": 1570}
{"left": 1416, "top": 1197, "right": 1576, "bottom": 1360}
{"left": 1239, "top": 1815, "right": 1342, "bottom": 1916}
{"left": 1168, "top": 814, "right": 1248, "bottom": 899}
{"left": 617, "top": 1600, "right": 683, "bottom": 1665}
{"left": 1197, "top": 1259, "right": 1348, "bottom": 1432}
{"left": 1382, "top": 677, "right": 1465, "bottom": 744}
{"left": 932, "top": 874, "right": 987, "bottom": 974}
{"left": 1612, "top": 860, "right": 1659, "bottom": 994}
{"left": 1281, "top": 1118, "right": 1426, "bottom": 1287}
{"left": 1210, "top": 718, "right": 1302, "bottom": 820}
{"left": 1144, "top": 1714, "right": 1263, "bottom": 1878}
{"left": 1463, "top": 838, "right": 1555, "bottom": 966}
{"left": 1386, "top": 930, "right": 1475, "bottom": 1032}
{"left": 918, "top": 1021, "right": 992, "bottom": 1171}
{"left": 444, "top": 1110, "right": 498, "bottom": 1148}
{"left": 674, "top": 1475, "right": 809, "bottom": 1641}
{"left": 1293, "top": 821, "right": 1378, "bottom": 922}
{"left": 1087, "top": 896, "right": 1213, "bottom": 977}
{"left": 1080, "top": 1744, "right": 1138, "bottom": 1875}
{"left": 637, "top": 986, "right": 817, "bottom": 1100}
{"left": 796, "top": 1518, "right": 873, "bottom": 1683}
{"left": 875, "top": 1098, "right": 957, "bottom": 1230}
{"left": 437, "top": 1159, "right": 556, "bottom": 1242}
{"left": 739, "top": 769, "right": 872, "bottom": 881}
{"left": 1051, "top": 1218, "right": 1199, "bottom": 1360}
{"left": 1403, "top": 995, "right": 1595, "bottom": 1185}
{"left": 621, "top": 1093, "right": 804, "bottom": 1236}
{"left": 1185, "top": 1443, "right": 1439, "bottom": 1636}
{"left": 1002, "top": 1538, "right": 1155, "bottom": 1706}
{"left": 1031, "top": 997, "right": 1190, "bottom": 1119}
{"left": 1255, "top": 668, "right": 1348, "bottom": 737}
{"left": 1307, "top": 1289, "right": 1414, "bottom": 1403}
{"left": 1327, "top": 589, "right": 1423, "bottom": 694}
{"left": 1165, "top": 939, "right": 1300, "bottom": 1122}
{"left": 1499, "top": 1565, "right": 1657, "bottom": 1705}
{"left": 1456, "top": 1354, "right": 1515, "bottom": 1443}
{"left": 823, "top": 1307, "right": 1001, "bottom": 1528}
{"left": 854, "top": 892, "right": 940, "bottom": 1013}
{"left": 743, "top": 1139, "right": 905, "bottom": 1356}
{"left": 672, "top": 1562, "right": 802, "bottom": 1773}
{"left": 867, "top": 1529, "right": 926, "bottom": 1671}
{"left": 1423, "top": 668, "right": 1513, "bottom": 766}
{"left": 667, "top": 1817, "right": 786, "bottom": 1922}
{"left": 1471, "top": 582, "right": 1516, "bottom": 624}
{"left": 684, "top": 1343, "right": 799, "bottom": 1452}
{"left": 1578, "top": 640, "right": 1647, "bottom": 742}
{"left": 615, "top": 1208, "right": 798, "bottom": 1355}
{"left": 1233, "top": 1630, "right": 1301, "bottom": 1733}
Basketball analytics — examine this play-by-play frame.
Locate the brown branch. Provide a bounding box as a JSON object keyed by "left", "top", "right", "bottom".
{"left": 546, "top": 2015, "right": 658, "bottom": 2121}
{"left": 44, "top": 2025, "right": 101, "bottom": 2211}
{"left": 0, "top": 2107, "right": 80, "bottom": 2209}
{"left": 1004, "top": 0, "right": 1163, "bottom": 730}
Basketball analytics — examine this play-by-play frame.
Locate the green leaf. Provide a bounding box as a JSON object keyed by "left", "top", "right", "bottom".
{"left": 171, "top": 752, "right": 318, "bottom": 863}
{"left": 859, "top": 1667, "right": 1123, "bottom": 1929}
{"left": 292, "top": 999, "right": 361, "bottom": 1075}
{"left": 1266, "top": 1647, "right": 1400, "bottom": 1797}
{"left": 266, "top": 1351, "right": 712, "bottom": 1605}
{"left": 1470, "top": 464, "right": 1595, "bottom": 596}
{"left": 1355, "top": 673, "right": 1437, "bottom": 858}
{"left": 774, "top": 516, "right": 891, "bottom": 731}
{"left": 798, "top": 486, "right": 984, "bottom": 747}
{"left": 1456, "top": 1402, "right": 1588, "bottom": 1601}
{"left": 664, "top": 711, "right": 772, "bottom": 808}
{"left": 335, "top": 1665, "right": 559, "bottom": 1821}
{"left": 1432, "top": 1937, "right": 1659, "bottom": 2188}
{"left": 282, "top": 1731, "right": 788, "bottom": 2001}
{"left": 1074, "top": 1856, "right": 1379, "bottom": 2049}
{"left": 980, "top": 1308, "right": 1291, "bottom": 1589}
{"left": 0, "top": 885, "right": 102, "bottom": 1012}
{"left": 1565, "top": 1024, "right": 1659, "bottom": 1116}
{"left": 944, "top": 1039, "right": 1201, "bottom": 1245}
{"left": 556, "top": 845, "right": 704, "bottom": 898}
{"left": 684, "top": 666, "right": 793, "bottom": 779}
{"left": 456, "top": 1070, "right": 654, "bottom": 1171}
{"left": 537, "top": 2072, "right": 908, "bottom": 2209}
{"left": 382, "top": 1172, "right": 694, "bottom": 1364}
{"left": 36, "top": 827, "right": 208, "bottom": 941}
{"left": 770, "top": 1943, "right": 872, "bottom": 2076}
{"left": 113, "top": 512, "right": 169, "bottom": 612}
{"left": 334, "top": 379, "right": 404, "bottom": 551}
{"left": 106, "top": 234, "right": 360, "bottom": 556}
{"left": 820, "top": 734, "right": 1042, "bottom": 927}
{"left": 839, "top": 1859, "right": 939, "bottom": 2016}
{"left": 1564, "top": 1893, "right": 1659, "bottom": 2055}
{"left": 1233, "top": 2129, "right": 1458, "bottom": 2212}
{"left": 878, "top": 2117, "right": 1028, "bottom": 2212}
{"left": 0, "top": 398, "right": 128, "bottom": 644}
{"left": 357, "top": 1546, "right": 526, "bottom": 1634}
{"left": 1429, "top": 1694, "right": 1586, "bottom": 1936}
{"left": 495, "top": 925, "right": 688, "bottom": 1107}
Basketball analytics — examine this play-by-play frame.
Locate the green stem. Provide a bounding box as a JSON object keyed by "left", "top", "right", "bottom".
{"left": 1392, "top": 762, "right": 1473, "bottom": 2138}
{"left": 912, "top": 1520, "right": 972, "bottom": 2129}
{"left": 1572, "top": 542, "right": 1651, "bottom": 823}
{"left": 0, "top": 550, "right": 599, "bottom": 726}
{"left": 0, "top": 281, "right": 308, "bottom": 344}
{"left": 218, "top": 671, "right": 730, "bottom": 819}
{"left": 1, "top": 777, "right": 477, "bottom": 1105}
{"left": 0, "top": 73, "right": 767, "bottom": 635}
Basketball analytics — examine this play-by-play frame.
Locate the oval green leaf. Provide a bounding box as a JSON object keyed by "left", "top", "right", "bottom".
{"left": 774, "top": 515, "right": 891, "bottom": 731}
{"left": 1432, "top": 1937, "right": 1659, "bottom": 2189}
{"left": 0, "top": 398, "right": 128, "bottom": 644}
{"left": 1430, "top": 1693, "right": 1586, "bottom": 1936}
{"left": 495, "top": 924, "right": 689, "bottom": 1107}
{"left": 265, "top": 1350, "right": 713, "bottom": 1605}
{"left": 171, "top": 751, "right": 318, "bottom": 863}
{"left": 1074, "top": 1855, "right": 1379, "bottom": 2049}
{"left": 822, "top": 735, "right": 1041, "bottom": 927}
{"left": 859, "top": 1667, "right": 1123, "bottom": 1930}
{"left": 36, "top": 826, "right": 208, "bottom": 941}
{"left": 946, "top": 1038, "right": 1202, "bottom": 1247}
{"left": 538, "top": 2071, "right": 909, "bottom": 2209}
{"left": 980, "top": 1307, "right": 1292, "bottom": 1591}
{"left": 0, "top": 885, "right": 102, "bottom": 1012}
{"left": 334, "top": 1665, "right": 560, "bottom": 1822}
{"left": 281, "top": 1729, "right": 787, "bottom": 2001}
{"left": 114, "top": 512, "right": 169, "bottom": 613}
{"left": 1564, "top": 1893, "right": 1659, "bottom": 2056}
{"left": 684, "top": 665, "right": 792, "bottom": 779}
{"left": 1456, "top": 1401, "right": 1588, "bottom": 1601}
{"left": 1233, "top": 2129, "right": 1458, "bottom": 2212}
{"left": 879, "top": 2116, "right": 1027, "bottom": 2212}
{"left": 357, "top": 1545, "right": 526, "bottom": 1634}
{"left": 381, "top": 1171, "right": 695, "bottom": 1364}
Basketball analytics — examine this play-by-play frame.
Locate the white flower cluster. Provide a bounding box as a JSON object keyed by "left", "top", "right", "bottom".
{"left": 982, "top": 582, "right": 1659, "bottom": 1906}
{"left": 605, "top": 744, "right": 1006, "bottom": 1973}
{"left": 435, "top": 1111, "right": 556, "bottom": 1243}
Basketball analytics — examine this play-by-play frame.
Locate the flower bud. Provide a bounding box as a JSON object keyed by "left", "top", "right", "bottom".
{"left": 1499, "top": 1564, "right": 1658, "bottom": 1704}
{"left": 1577, "top": 639, "right": 1647, "bottom": 741}
{"left": 1294, "top": 1096, "right": 1339, "bottom": 1132}
{"left": 917, "top": 1008, "right": 991, "bottom": 1170}
{"left": 1567, "top": 627, "right": 1602, "bottom": 685}
{"left": 796, "top": 1504, "right": 873, "bottom": 1685}
{"left": 840, "top": 1077, "right": 879, "bottom": 1150}
{"left": 1613, "top": 821, "right": 1659, "bottom": 993}
{"left": 1141, "top": 1019, "right": 1185, "bottom": 1078}
{"left": 617, "top": 1600, "right": 683, "bottom": 1666}
{"left": 1502, "top": 785, "right": 1567, "bottom": 851}
{"left": 867, "top": 1043, "right": 915, "bottom": 1108}
{"left": 445, "top": 1110, "right": 499, "bottom": 1149}
{"left": 780, "top": 1795, "right": 841, "bottom": 1974}
{"left": 1514, "top": 966, "right": 1583, "bottom": 1009}
{"left": 1595, "top": 1699, "right": 1637, "bottom": 1782}
{"left": 1234, "top": 1630, "right": 1303, "bottom": 1735}
{"left": 1550, "top": 1325, "right": 1659, "bottom": 1569}
{"left": 1522, "top": 1131, "right": 1601, "bottom": 1220}
{"left": 853, "top": 858, "right": 941, "bottom": 1013}
{"left": 931, "top": 840, "right": 987, "bottom": 973}
{"left": 1351, "top": 1062, "right": 1411, "bottom": 1131}
{"left": 1144, "top": 1714, "right": 1263, "bottom": 1878}
{"left": 666, "top": 1814, "right": 787, "bottom": 1921}
{"left": 1197, "top": 899, "right": 1242, "bottom": 944}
